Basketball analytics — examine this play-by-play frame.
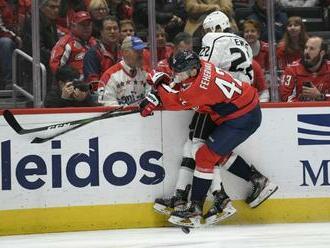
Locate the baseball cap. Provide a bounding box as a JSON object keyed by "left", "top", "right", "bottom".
{"left": 72, "top": 11, "right": 92, "bottom": 24}
{"left": 121, "top": 36, "right": 146, "bottom": 51}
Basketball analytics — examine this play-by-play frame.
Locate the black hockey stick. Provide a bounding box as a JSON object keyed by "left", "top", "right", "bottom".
{"left": 30, "top": 109, "right": 139, "bottom": 144}
{"left": 3, "top": 105, "right": 127, "bottom": 135}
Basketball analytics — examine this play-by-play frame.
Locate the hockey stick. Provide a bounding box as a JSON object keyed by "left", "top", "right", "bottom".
{"left": 3, "top": 105, "right": 132, "bottom": 135}
{"left": 30, "top": 109, "right": 139, "bottom": 144}
{"left": 3, "top": 108, "right": 124, "bottom": 135}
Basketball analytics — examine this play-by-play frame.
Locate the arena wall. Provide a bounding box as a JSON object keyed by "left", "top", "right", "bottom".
{"left": 0, "top": 103, "right": 330, "bottom": 235}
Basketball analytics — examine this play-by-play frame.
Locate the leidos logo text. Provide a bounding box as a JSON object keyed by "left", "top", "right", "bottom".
{"left": 0, "top": 137, "right": 165, "bottom": 190}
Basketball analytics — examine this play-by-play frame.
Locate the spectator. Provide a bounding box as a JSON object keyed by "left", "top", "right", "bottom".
{"left": 44, "top": 65, "right": 98, "bottom": 107}
{"left": 98, "top": 35, "right": 150, "bottom": 106}
{"left": 276, "top": 16, "right": 308, "bottom": 71}
{"left": 247, "top": 0, "right": 288, "bottom": 42}
{"left": 279, "top": 36, "right": 330, "bottom": 102}
{"left": 57, "top": 0, "right": 87, "bottom": 29}
{"left": 83, "top": 15, "right": 120, "bottom": 84}
{"left": 0, "top": 0, "right": 22, "bottom": 90}
{"left": 18, "top": 0, "right": 32, "bottom": 35}
{"left": 252, "top": 59, "right": 270, "bottom": 102}
{"left": 87, "top": 0, "right": 110, "bottom": 38}
{"left": 242, "top": 19, "right": 269, "bottom": 71}
{"left": 144, "top": 25, "right": 174, "bottom": 66}
{"left": 22, "top": 0, "right": 60, "bottom": 91}
{"left": 108, "top": 0, "right": 133, "bottom": 20}
{"left": 184, "top": 0, "right": 238, "bottom": 36}
{"left": 50, "top": 11, "right": 97, "bottom": 78}
{"left": 278, "top": 0, "right": 319, "bottom": 7}
{"left": 119, "top": 19, "right": 135, "bottom": 42}
{"left": 155, "top": 0, "right": 186, "bottom": 42}
{"left": 133, "top": 0, "right": 186, "bottom": 41}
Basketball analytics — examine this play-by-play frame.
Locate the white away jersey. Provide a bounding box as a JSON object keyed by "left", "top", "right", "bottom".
{"left": 98, "top": 60, "right": 151, "bottom": 106}
{"left": 200, "top": 32, "right": 254, "bottom": 84}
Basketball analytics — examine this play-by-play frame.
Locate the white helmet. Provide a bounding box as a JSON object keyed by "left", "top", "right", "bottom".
{"left": 203, "top": 11, "right": 230, "bottom": 32}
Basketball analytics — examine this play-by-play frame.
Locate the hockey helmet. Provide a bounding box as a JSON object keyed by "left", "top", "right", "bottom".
{"left": 170, "top": 50, "right": 201, "bottom": 73}
{"left": 203, "top": 11, "right": 230, "bottom": 32}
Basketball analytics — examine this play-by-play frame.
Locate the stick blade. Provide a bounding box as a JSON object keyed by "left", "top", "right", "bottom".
{"left": 3, "top": 110, "right": 23, "bottom": 134}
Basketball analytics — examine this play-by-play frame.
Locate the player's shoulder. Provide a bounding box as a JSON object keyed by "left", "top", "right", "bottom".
{"left": 202, "top": 32, "right": 238, "bottom": 42}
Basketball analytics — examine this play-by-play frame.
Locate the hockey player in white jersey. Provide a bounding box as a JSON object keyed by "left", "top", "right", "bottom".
{"left": 200, "top": 10, "right": 254, "bottom": 84}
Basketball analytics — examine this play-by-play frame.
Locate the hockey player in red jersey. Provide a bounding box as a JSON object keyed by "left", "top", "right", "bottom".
{"left": 140, "top": 51, "right": 278, "bottom": 228}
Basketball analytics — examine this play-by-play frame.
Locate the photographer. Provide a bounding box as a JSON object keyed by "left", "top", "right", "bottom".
{"left": 44, "top": 65, "right": 98, "bottom": 108}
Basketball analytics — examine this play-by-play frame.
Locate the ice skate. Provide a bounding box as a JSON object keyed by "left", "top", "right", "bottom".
{"left": 246, "top": 165, "right": 278, "bottom": 208}
{"left": 153, "top": 184, "right": 191, "bottom": 215}
{"left": 204, "top": 188, "right": 237, "bottom": 225}
{"left": 168, "top": 200, "right": 203, "bottom": 228}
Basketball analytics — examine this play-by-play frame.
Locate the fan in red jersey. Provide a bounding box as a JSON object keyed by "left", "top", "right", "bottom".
{"left": 279, "top": 36, "right": 330, "bottom": 102}
{"left": 140, "top": 51, "right": 278, "bottom": 228}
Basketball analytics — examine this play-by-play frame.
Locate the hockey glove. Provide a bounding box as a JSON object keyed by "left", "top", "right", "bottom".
{"left": 149, "top": 72, "right": 172, "bottom": 90}
{"left": 139, "top": 91, "right": 161, "bottom": 117}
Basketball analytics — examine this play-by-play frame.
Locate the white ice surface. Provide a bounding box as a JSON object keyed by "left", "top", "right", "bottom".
{"left": 0, "top": 223, "right": 330, "bottom": 248}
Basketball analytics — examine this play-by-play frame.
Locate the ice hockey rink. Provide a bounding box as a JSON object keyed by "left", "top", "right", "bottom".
{"left": 0, "top": 222, "right": 330, "bottom": 248}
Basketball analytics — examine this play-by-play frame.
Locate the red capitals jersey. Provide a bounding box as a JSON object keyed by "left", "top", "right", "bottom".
{"left": 156, "top": 57, "right": 173, "bottom": 76}
{"left": 254, "top": 41, "right": 269, "bottom": 71}
{"left": 50, "top": 33, "right": 97, "bottom": 75}
{"left": 158, "top": 61, "right": 259, "bottom": 125}
{"left": 276, "top": 42, "right": 302, "bottom": 71}
{"left": 252, "top": 59, "right": 268, "bottom": 92}
{"left": 279, "top": 60, "right": 330, "bottom": 102}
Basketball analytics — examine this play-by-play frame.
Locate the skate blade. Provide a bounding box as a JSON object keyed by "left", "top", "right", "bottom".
{"left": 205, "top": 203, "right": 237, "bottom": 225}
{"left": 153, "top": 203, "right": 172, "bottom": 216}
{"left": 249, "top": 183, "right": 279, "bottom": 208}
{"left": 168, "top": 215, "right": 201, "bottom": 228}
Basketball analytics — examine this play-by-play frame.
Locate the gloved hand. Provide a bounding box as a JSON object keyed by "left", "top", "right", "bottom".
{"left": 148, "top": 72, "right": 172, "bottom": 90}
{"left": 139, "top": 91, "right": 161, "bottom": 117}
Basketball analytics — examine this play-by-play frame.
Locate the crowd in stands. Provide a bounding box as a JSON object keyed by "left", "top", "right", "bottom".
{"left": 0, "top": 0, "right": 330, "bottom": 108}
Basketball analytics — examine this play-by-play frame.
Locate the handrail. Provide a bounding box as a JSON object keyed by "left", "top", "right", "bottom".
{"left": 12, "top": 49, "right": 47, "bottom": 107}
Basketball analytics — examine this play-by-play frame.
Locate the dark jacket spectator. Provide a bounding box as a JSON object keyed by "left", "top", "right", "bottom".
{"left": 44, "top": 65, "right": 98, "bottom": 107}
{"left": 133, "top": 0, "right": 186, "bottom": 41}
{"left": 18, "top": 0, "right": 31, "bottom": 35}
{"left": 83, "top": 16, "right": 121, "bottom": 84}
{"left": 22, "top": 0, "right": 60, "bottom": 70}
{"left": 22, "top": 0, "right": 60, "bottom": 91}
{"left": 0, "top": 0, "right": 21, "bottom": 89}
{"left": 247, "top": 0, "right": 288, "bottom": 42}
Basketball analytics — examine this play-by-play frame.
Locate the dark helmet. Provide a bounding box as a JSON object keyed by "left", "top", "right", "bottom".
{"left": 170, "top": 50, "right": 201, "bottom": 73}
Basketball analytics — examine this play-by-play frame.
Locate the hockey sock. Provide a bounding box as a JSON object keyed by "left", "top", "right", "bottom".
{"left": 225, "top": 155, "right": 253, "bottom": 182}
{"left": 190, "top": 171, "right": 212, "bottom": 202}
{"left": 175, "top": 157, "right": 195, "bottom": 191}
{"left": 209, "top": 165, "right": 222, "bottom": 193}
